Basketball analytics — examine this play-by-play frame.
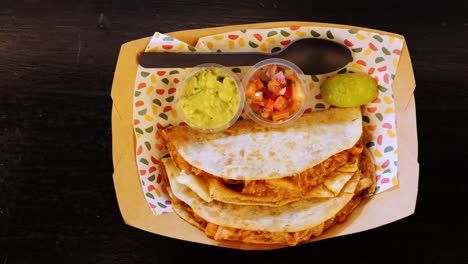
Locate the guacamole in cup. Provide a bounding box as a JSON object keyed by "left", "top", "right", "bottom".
{"left": 177, "top": 64, "right": 244, "bottom": 132}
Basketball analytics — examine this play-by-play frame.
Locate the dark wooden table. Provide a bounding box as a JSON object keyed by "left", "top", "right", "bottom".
{"left": 1, "top": 0, "right": 467, "bottom": 263}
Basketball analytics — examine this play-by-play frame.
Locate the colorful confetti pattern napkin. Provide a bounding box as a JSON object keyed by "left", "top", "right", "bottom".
{"left": 133, "top": 26, "right": 404, "bottom": 214}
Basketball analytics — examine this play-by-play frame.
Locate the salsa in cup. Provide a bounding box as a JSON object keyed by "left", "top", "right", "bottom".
{"left": 243, "top": 59, "right": 308, "bottom": 126}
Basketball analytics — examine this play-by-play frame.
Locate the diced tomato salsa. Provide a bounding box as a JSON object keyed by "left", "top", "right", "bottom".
{"left": 245, "top": 64, "right": 305, "bottom": 122}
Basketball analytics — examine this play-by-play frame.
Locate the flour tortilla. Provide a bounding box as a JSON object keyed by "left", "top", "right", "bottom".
{"left": 162, "top": 107, "right": 362, "bottom": 180}
{"left": 174, "top": 158, "right": 359, "bottom": 206}
{"left": 162, "top": 158, "right": 359, "bottom": 233}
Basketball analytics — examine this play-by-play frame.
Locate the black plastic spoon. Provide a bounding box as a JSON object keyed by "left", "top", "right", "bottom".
{"left": 138, "top": 38, "right": 353, "bottom": 75}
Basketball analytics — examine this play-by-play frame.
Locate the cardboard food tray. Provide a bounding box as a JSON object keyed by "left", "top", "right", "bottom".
{"left": 111, "top": 21, "right": 419, "bottom": 250}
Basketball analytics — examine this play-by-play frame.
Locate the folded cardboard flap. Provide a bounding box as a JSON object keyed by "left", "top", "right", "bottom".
{"left": 111, "top": 21, "right": 418, "bottom": 250}
{"left": 393, "top": 43, "right": 416, "bottom": 112}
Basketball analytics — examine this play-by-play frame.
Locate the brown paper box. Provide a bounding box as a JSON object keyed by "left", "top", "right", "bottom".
{"left": 111, "top": 21, "right": 418, "bottom": 250}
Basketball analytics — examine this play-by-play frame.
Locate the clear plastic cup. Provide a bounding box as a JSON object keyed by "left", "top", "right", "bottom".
{"left": 242, "top": 58, "right": 310, "bottom": 127}
{"left": 175, "top": 63, "right": 245, "bottom": 133}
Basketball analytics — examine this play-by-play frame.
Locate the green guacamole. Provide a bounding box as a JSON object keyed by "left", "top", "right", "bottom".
{"left": 180, "top": 69, "right": 240, "bottom": 129}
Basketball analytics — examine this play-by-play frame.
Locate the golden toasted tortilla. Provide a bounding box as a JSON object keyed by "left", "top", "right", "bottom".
{"left": 161, "top": 107, "right": 362, "bottom": 181}
{"left": 173, "top": 156, "right": 360, "bottom": 206}
{"left": 162, "top": 157, "right": 373, "bottom": 246}
{"left": 165, "top": 141, "right": 363, "bottom": 205}
{"left": 158, "top": 107, "right": 377, "bottom": 246}
{"left": 161, "top": 107, "right": 364, "bottom": 205}
{"left": 163, "top": 157, "right": 359, "bottom": 233}
{"left": 356, "top": 148, "right": 377, "bottom": 196}
{"left": 168, "top": 192, "right": 363, "bottom": 246}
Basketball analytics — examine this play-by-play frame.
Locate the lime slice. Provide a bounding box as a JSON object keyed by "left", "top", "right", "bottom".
{"left": 320, "top": 73, "right": 378, "bottom": 107}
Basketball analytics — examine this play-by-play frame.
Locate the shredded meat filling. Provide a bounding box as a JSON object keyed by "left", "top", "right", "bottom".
{"left": 164, "top": 138, "right": 364, "bottom": 198}
{"left": 355, "top": 151, "right": 376, "bottom": 195}
{"left": 241, "top": 150, "right": 352, "bottom": 197}
{"left": 161, "top": 127, "right": 375, "bottom": 246}
{"left": 184, "top": 194, "right": 364, "bottom": 246}
{"left": 167, "top": 142, "right": 375, "bottom": 246}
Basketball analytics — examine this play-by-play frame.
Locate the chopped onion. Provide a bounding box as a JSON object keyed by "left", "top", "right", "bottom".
{"left": 275, "top": 71, "right": 286, "bottom": 84}
{"left": 279, "top": 87, "right": 286, "bottom": 95}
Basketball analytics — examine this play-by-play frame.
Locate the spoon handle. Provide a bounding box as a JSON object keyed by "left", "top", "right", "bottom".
{"left": 138, "top": 52, "right": 272, "bottom": 69}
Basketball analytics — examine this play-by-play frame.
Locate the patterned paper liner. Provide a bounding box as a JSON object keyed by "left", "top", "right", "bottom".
{"left": 132, "top": 26, "right": 404, "bottom": 214}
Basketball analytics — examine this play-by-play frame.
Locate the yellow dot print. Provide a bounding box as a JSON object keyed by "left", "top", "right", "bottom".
{"left": 374, "top": 149, "right": 383, "bottom": 158}
{"left": 238, "top": 38, "right": 245, "bottom": 47}
{"left": 392, "top": 176, "right": 399, "bottom": 186}
{"left": 171, "top": 109, "right": 178, "bottom": 119}
{"left": 146, "top": 86, "right": 154, "bottom": 95}
{"left": 295, "top": 31, "right": 307, "bottom": 37}
{"left": 266, "top": 37, "right": 276, "bottom": 44}
{"left": 155, "top": 188, "right": 161, "bottom": 197}
{"left": 152, "top": 105, "right": 158, "bottom": 115}
{"left": 356, "top": 34, "right": 365, "bottom": 40}
{"left": 176, "top": 43, "right": 186, "bottom": 51}
{"left": 352, "top": 63, "right": 364, "bottom": 70}
{"left": 144, "top": 114, "right": 154, "bottom": 122}
{"left": 364, "top": 48, "right": 372, "bottom": 56}
{"left": 384, "top": 96, "right": 393, "bottom": 104}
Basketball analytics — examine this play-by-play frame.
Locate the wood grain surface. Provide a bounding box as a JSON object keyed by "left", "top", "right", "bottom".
{"left": 0, "top": 0, "right": 467, "bottom": 263}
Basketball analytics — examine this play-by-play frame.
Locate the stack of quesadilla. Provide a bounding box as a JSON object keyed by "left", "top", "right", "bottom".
{"left": 160, "top": 107, "right": 376, "bottom": 246}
